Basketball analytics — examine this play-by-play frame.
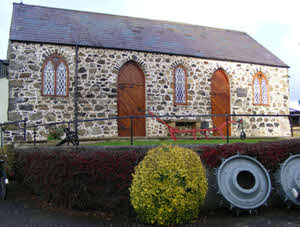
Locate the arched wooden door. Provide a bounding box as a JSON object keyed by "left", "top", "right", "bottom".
{"left": 118, "top": 61, "right": 145, "bottom": 136}
{"left": 211, "top": 69, "right": 231, "bottom": 136}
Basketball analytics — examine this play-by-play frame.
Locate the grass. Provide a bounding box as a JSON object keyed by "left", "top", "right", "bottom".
{"left": 88, "top": 138, "right": 281, "bottom": 146}
{"left": 293, "top": 131, "right": 300, "bottom": 137}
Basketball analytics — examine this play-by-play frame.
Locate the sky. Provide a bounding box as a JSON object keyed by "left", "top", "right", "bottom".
{"left": 1, "top": 0, "right": 299, "bottom": 107}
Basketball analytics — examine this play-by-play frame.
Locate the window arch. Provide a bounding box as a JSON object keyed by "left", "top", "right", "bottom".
{"left": 252, "top": 72, "right": 269, "bottom": 105}
{"left": 42, "top": 55, "right": 69, "bottom": 97}
{"left": 174, "top": 65, "right": 187, "bottom": 105}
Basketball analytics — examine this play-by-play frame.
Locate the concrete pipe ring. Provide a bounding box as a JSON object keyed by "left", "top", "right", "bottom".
{"left": 217, "top": 154, "right": 271, "bottom": 210}
{"left": 275, "top": 154, "right": 300, "bottom": 206}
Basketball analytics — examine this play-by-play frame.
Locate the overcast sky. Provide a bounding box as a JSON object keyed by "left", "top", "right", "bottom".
{"left": 1, "top": 0, "right": 299, "bottom": 106}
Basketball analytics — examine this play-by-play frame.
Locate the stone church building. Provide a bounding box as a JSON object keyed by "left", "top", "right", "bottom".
{"left": 7, "top": 3, "right": 290, "bottom": 141}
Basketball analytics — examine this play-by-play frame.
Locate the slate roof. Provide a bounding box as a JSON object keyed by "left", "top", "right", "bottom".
{"left": 10, "top": 3, "right": 288, "bottom": 68}
{"left": 0, "top": 60, "right": 9, "bottom": 65}
{"left": 290, "top": 108, "right": 300, "bottom": 113}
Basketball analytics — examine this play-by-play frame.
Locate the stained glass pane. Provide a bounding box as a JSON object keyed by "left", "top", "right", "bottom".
{"left": 261, "top": 78, "right": 268, "bottom": 104}
{"left": 43, "top": 61, "right": 55, "bottom": 95}
{"left": 253, "top": 77, "right": 260, "bottom": 104}
{"left": 56, "top": 63, "right": 67, "bottom": 96}
{"left": 175, "top": 67, "right": 186, "bottom": 104}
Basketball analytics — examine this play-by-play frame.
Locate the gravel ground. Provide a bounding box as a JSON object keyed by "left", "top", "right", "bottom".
{"left": 1, "top": 182, "right": 300, "bottom": 227}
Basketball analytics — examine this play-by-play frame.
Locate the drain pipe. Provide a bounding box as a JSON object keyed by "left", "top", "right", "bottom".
{"left": 74, "top": 45, "right": 79, "bottom": 144}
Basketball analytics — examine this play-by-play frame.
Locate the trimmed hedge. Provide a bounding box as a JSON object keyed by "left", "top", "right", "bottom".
{"left": 14, "top": 139, "right": 300, "bottom": 216}
{"left": 15, "top": 150, "right": 146, "bottom": 214}
{"left": 200, "top": 139, "right": 300, "bottom": 170}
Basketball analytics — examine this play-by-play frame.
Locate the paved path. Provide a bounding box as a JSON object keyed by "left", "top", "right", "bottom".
{"left": 1, "top": 182, "right": 300, "bottom": 227}
{"left": 0, "top": 199, "right": 108, "bottom": 227}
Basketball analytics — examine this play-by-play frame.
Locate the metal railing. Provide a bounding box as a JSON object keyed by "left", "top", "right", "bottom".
{"left": 1, "top": 113, "right": 299, "bottom": 151}
{"left": 0, "top": 118, "right": 27, "bottom": 153}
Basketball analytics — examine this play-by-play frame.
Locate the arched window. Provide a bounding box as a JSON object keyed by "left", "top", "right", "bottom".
{"left": 174, "top": 65, "right": 187, "bottom": 105}
{"left": 42, "top": 55, "right": 69, "bottom": 97}
{"left": 252, "top": 72, "right": 269, "bottom": 105}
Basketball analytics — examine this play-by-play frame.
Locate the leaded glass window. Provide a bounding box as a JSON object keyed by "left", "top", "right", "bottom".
{"left": 253, "top": 72, "right": 269, "bottom": 105}
{"left": 253, "top": 78, "right": 260, "bottom": 105}
{"left": 56, "top": 63, "right": 67, "bottom": 96}
{"left": 43, "top": 61, "right": 55, "bottom": 95}
{"left": 174, "top": 66, "right": 187, "bottom": 104}
{"left": 42, "top": 55, "right": 69, "bottom": 97}
{"left": 261, "top": 78, "right": 268, "bottom": 104}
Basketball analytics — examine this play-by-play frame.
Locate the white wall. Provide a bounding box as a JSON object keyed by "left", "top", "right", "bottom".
{"left": 0, "top": 78, "right": 8, "bottom": 123}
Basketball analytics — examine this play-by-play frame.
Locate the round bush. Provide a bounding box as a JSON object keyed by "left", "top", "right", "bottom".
{"left": 130, "top": 145, "right": 208, "bottom": 225}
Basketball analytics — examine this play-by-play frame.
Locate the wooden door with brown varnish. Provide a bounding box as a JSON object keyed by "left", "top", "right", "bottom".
{"left": 211, "top": 69, "right": 231, "bottom": 136}
{"left": 118, "top": 61, "right": 145, "bottom": 136}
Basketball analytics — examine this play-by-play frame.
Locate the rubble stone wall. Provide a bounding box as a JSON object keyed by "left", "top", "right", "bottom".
{"left": 7, "top": 41, "right": 290, "bottom": 142}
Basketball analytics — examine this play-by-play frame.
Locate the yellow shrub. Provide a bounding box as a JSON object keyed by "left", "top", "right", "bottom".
{"left": 130, "top": 145, "right": 208, "bottom": 225}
